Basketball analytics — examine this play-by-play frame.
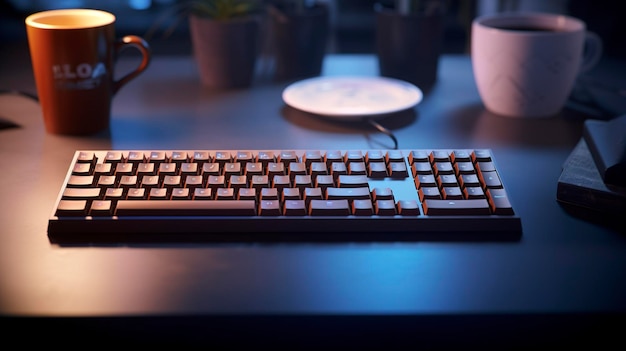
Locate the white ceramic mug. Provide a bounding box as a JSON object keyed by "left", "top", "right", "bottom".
{"left": 471, "top": 12, "right": 602, "bottom": 118}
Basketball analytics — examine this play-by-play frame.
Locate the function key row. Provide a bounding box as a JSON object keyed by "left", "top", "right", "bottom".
{"left": 75, "top": 149, "right": 493, "bottom": 166}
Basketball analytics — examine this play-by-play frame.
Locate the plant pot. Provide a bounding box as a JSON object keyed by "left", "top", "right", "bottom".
{"left": 269, "top": 4, "right": 329, "bottom": 82}
{"left": 189, "top": 14, "right": 260, "bottom": 89}
{"left": 375, "top": 8, "right": 444, "bottom": 90}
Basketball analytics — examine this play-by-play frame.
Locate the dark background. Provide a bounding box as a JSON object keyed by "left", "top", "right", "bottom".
{"left": 1, "top": 0, "right": 624, "bottom": 59}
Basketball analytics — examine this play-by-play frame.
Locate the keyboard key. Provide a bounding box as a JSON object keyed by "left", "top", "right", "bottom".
{"left": 98, "top": 175, "right": 116, "bottom": 188}
{"left": 289, "top": 162, "right": 307, "bottom": 179}
{"left": 415, "top": 174, "right": 437, "bottom": 188}
{"left": 481, "top": 171, "right": 502, "bottom": 188}
{"left": 193, "top": 188, "right": 213, "bottom": 200}
{"left": 115, "top": 163, "right": 135, "bottom": 176}
{"left": 105, "top": 188, "right": 124, "bottom": 200}
{"left": 408, "top": 150, "right": 429, "bottom": 163}
{"left": 235, "top": 151, "right": 253, "bottom": 165}
{"left": 72, "top": 162, "right": 92, "bottom": 176}
{"left": 260, "top": 188, "right": 279, "bottom": 200}
{"left": 388, "top": 162, "right": 409, "bottom": 178}
{"left": 465, "top": 186, "right": 485, "bottom": 199}
{"left": 337, "top": 175, "right": 369, "bottom": 188}
{"left": 451, "top": 150, "right": 472, "bottom": 162}
{"left": 246, "top": 162, "right": 265, "bottom": 177}
{"left": 325, "top": 150, "right": 343, "bottom": 165}
{"left": 266, "top": 163, "right": 284, "bottom": 177}
{"left": 224, "top": 163, "right": 242, "bottom": 177}
{"left": 259, "top": 200, "right": 281, "bottom": 216}
{"left": 238, "top": 188, "right": 256, "bottom": 201}
{"left": 309, "top": 162, "right": 328, "bottom": 177}
{"left": 148, "top": 151, "right": 166, "bottom": 164}
{"left": 352, "top": 199, "right": 373, "bottom": 215}
{"left": 105, "top": 151, "right": 125, "bottom": 164}
{"left": 136, "top": 163, "right": 155, "bottom": 176}
{"left": 149, "top": 188, "right": 168, "bottom": 200}
{"left": 314, "top": 174, "right": 335, "bottom": 190}
{"left": 397, "top": 199, "right": 420, "bottom": 216}
{"left": 459, "top": 174, "right": 480, "bottom": 188}
{"left": 423, "top": 199, "right": 491, "bottom": 215}
{"left": 282, "top": 188, "right": 301, "bottom": 201}
{"left": 344, "top": 150, "right": 364, "bottom": 164}
{"left": 62, "top": 188, "right": 101, "bottom": 200}
{"left": 430, "top": 150, "right": 450, "bottom": 162}
{"left": 412, "top": 162, "right": 432, "bottom": 175}
{"left": 272, "top": 175, "right": 291, "bottom": 190}
{"left": 216, "top": 188, "right": 235, "bottom": 200}
{"left": 454, "top": 161, "right": 475, "bottom": 175}
{"left": 159, "top": 163, "right": 177, "bottom": 176}
{"left": 330, "top": 162, "right": 348, "bottom": 179}
{"left": 193, "top": 151, "right": 211, "bottom": 164}
{"left": 278, "top": 150, "right": 298, "bottom": 165}
{"left": 442, "top": 186, "right": 464, "bottom": 200}
{"left": 127, "top": 188, "right": 147, "bottom": 200}
{"left": 76, "top": 151, "right": 96, "bottom": 163}
{"left": 171, "top": 151, "right": 188, "bottom": 163}
{"left": 303, "top": 187, "right": 323, "bottom": 203}
{"left": 487, "top": 188, "right": 515, "bottom": 215}
{"left": 90, "top": 200, "right": 113, "bottom": 216}
{"left": 385, "top": 150, "right": 404, "bottom": 163}
{"left": 171, "top": 188, "right": 190, "bottom": 200}
{"left": 419, "top": 186, "right": 441, "bottom": 200}
{"left": 326, "top": 187, "right": 371, "bottom": 201}
{"left": 472, "top": 149, "right": 492, "bottom": 162}
{"left": 250, "top": 175, "right": 270, "bottom": 190}
{"left": 348, "top": 162, "right": 367, "bottom": 175}
{"left": 365, "top": 150, "right": 385, "bottom": 163}
{"left": 55, "top": 200, "right": 88, "bottom": 216}
{"left": 127, "top": 151, "right": 146, "bottom": 164}
{"left": 94, "top": 163, "right": 113, "bottom": 176}
{"left": 141, "top": 175, "right": 159, "bottom": 189}
{"left": 67, "top": 175, "right": 94, "bottom": 188}
{"left": 371, "top": 187, "right": 394, "bottom": 201}
{"left": 115, "top": 200, "right": 257, "bottom": 216}
{"left": 294, "top": 175, "right": 312, "bottom": 191}
{"left": 303, "top": 150, "right": 322, "bottom": 166}
{"left": 309, "top": 199, "right": 350, "bottom": 216}
{"left": 375, "top": 199, "right": 397, "bottom": 215}
{"left": 284, "top": 200, "right": 306, "bottom": 216}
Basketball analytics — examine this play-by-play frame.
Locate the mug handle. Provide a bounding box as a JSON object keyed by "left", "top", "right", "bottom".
{"left": 579, "top": 31, "right": 603, "bottom": 73}
{"left": 113, "top": 35, "right": 151, "bottom": 95}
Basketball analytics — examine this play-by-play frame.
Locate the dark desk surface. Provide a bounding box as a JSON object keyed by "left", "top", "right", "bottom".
{"left": 1, "top": 53, "right": 625, "bottom": 346}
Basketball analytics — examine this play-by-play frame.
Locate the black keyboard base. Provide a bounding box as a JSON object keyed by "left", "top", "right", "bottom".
{"left": 48, "top": 216, "right": 522, "bottom": 245}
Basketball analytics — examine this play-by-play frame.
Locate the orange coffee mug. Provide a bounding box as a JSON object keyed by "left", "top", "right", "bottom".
{"left": 26, "top": 9, "right": 151, "bottom": 135}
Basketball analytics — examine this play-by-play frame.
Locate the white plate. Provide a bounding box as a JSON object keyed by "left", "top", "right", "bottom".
{"left": 282, "top": 76, "right": 423, "bottom": 119}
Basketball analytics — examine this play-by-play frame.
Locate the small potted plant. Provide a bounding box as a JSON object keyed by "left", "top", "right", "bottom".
{"left": 147, "top": 0, "right": 264, "bottom": 89}
{"left": 187, "top": 0, "right": 264, "bottom": 89}
{"left": 375, "top": 0, "right": 448, "bottom": 91}
{"left": 266, "top": 0, "right": 330, "bottom": 81}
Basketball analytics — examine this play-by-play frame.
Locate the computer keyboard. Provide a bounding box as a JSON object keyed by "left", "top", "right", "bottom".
{"left": 47, "top": 149, "right": 522, "bottom": 243}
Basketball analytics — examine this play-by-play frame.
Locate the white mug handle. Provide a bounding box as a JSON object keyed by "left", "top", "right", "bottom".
{"left": 580, "top": 31, "right": 603, "bottom": 73}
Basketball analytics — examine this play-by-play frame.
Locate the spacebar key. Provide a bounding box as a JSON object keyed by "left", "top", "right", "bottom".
{"left": 115, "top": 200, "right": 257, "bottom": 216}
{"left": 423, "top": 199, "right": 491, "bottom": 215}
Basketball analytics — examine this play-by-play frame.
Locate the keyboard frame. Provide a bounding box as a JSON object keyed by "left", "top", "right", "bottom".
{"left": 47, "top": 149, "right": 523, "bottom": 243}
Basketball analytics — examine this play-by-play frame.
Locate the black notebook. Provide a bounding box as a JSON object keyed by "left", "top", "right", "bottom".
{"left": 557, "top": 137, "right": 626, "bottom": 220}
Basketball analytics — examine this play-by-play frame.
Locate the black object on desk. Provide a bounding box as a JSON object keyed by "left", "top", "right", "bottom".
{"left": 584, "top": 115, "right": 626, "bottom": 186}
{"left": 557, "top": 115, "right": 626, "bottom": 223}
